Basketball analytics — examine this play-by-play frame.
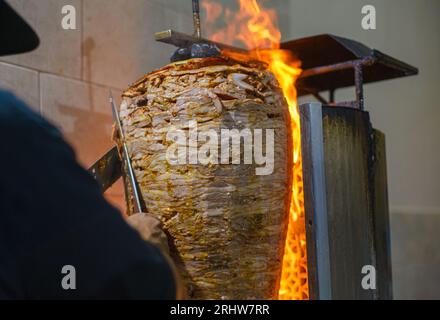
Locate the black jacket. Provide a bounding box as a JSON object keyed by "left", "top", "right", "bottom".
{"left": 0, "top": 90, "right": 175, "bottom": 299}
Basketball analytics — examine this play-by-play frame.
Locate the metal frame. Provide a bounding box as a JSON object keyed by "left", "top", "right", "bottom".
{"left": 301, "top": 57, "right": 376, "bottom": 111}
{"left": 300, "top": 102, "right": 392, "bottom": 300}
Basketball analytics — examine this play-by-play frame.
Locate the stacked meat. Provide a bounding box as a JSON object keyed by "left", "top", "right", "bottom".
{"left": 119, "top": 57, "right": 291, "bottom": 299}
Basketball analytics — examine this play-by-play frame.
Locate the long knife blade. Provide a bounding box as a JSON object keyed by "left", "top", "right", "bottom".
{"left": 109, "top": 91, "right": 143, "bottom": 213}
{"left": 88, "top": 146, "right": 122, "bottom": 192}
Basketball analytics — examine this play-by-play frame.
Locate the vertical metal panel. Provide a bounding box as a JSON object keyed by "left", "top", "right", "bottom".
{"left": 321, "top": 106, "right": 375, "bottom": 300}
{"left": 372, "top": 130, "right": 393, "bottom": 299}
{"left": 299, "top": 102, "right": 332, "bottom": 300}
{"left": 301, "top": 104, "right": 392, "bottom": 300}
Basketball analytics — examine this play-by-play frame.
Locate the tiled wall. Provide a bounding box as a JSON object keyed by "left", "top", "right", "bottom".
{"left": 0, "top": 0, "right": 193, "bottom": 212}
{"left": 1, "top": 0, "right": 439, "bottom": 299}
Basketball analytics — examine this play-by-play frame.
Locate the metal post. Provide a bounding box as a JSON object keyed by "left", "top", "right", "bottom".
{"left": 329, "top": 89, "right": 335, "bottom": 103}
{"left": 354, "top": 63, "right": 365, "bottom": 111}
{"left": 300, "top": 102, "right": 332, "bottom": 300}
{"left": 192, "top": 0, "right": 202, "bottom": 39}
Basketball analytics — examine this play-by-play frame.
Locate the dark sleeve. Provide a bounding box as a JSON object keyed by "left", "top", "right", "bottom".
{"left": 0, "top": 91, "right": 176, "bottom": 300}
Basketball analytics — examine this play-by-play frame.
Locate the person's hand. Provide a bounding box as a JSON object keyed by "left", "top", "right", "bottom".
{"left": 126, "top": 213, "right": 187, "bottom": 299}
{"left": 126, "top": 212, "right": 170, "bottom": 255}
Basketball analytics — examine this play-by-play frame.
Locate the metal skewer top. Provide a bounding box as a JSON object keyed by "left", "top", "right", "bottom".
{"left": 192, "top": 0, "right": 202, "bottom": 39}
{"left": 156, "top": 0, "right": 243, "bottom": 62}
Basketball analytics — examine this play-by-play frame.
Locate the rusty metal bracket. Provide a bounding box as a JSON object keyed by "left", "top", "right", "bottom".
{"left": 301, "top": 57, "right": 375, "bottom": 110}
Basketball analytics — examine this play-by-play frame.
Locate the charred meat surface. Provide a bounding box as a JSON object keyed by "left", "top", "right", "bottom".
{"left": 119, "top": 57, "right": 291, "bottom": 299}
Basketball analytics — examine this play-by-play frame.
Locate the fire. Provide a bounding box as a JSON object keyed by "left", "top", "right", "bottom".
{"left": 202, "top": 0, "right": 309, "bottom": 300}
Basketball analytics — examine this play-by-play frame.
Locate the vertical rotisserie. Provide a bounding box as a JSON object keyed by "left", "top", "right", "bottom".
{"left": 119, "top": 57, "right": 292, "bottom": 299}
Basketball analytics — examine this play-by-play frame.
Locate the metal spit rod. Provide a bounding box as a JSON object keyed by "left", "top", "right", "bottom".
{"left": 192, "top": 0, "right": 202, "bottom": 38}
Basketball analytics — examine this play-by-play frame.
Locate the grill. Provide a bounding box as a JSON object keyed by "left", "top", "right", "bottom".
{"left": 283, "top": 34, "right": 418, "bottom": 299}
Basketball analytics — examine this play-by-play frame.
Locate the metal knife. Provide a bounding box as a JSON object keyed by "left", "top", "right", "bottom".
{"left": 109, "top": 91, "right": 144, "bottom": 213}
{"left": 88, "top": 146, "right": 121, "bottom": 192}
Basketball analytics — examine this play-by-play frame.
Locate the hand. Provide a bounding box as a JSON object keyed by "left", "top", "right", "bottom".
{"left": 126, "top": 212, "right": 170, "bottom": 255}
{"left": 126, "top": 213, "right": 187, "bottom": 299}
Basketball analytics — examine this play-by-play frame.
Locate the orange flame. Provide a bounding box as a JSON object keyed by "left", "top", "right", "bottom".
{"left": 203, "top": 0, "right": 309, "bottom": 300}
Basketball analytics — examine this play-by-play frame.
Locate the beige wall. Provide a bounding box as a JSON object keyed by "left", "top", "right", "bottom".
{"left": 271, "top": 0, "right": 440, "bottom": 216}
{"left": 271, "top": 0, "right": 440, "bottom": 299}
{"left": 1, "top": 0, "right": 439, "bottom": 298}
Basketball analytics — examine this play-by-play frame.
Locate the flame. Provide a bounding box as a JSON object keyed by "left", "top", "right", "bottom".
{"left": 201, "top": 1, "right": 222, "bottom": 26}
{"left": 203, "top": 0, "right": 309, "bottom": 300}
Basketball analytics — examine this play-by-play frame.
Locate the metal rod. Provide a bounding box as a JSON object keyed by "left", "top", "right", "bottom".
{"left": 192, "top": 0, "right": 202, "bottom": 38}
{"left": 354, "top": 63, "right": 365, "bottom": 111}
{"left": 312, "top": 92, "right": 329, "bottom": 105}
{"left": 300, "top": 58, "right": 372, "bottom": 110}
{"left": 300, "top": 57, "right": 375, "bottom": 79}
{"left": 329, "top": 89, "right": 335, "bottom": 103}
